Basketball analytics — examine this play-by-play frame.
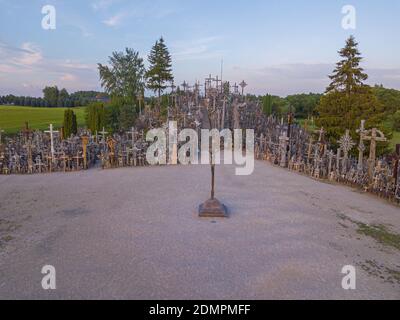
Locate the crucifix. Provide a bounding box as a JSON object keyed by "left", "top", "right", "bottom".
{"left": 356, "top": 120, "right": 367, "bottom": 170}
{"left": 338, "top": 130, "right": 356, "bottom": 175}
{"left": 99, "top": 127, "right": 108, "bottom": 143}
{"left": 35, "top": 156, "right": 45, "bottom": 173}
{"left": 214, "top": 76, "right": 222, "bottom": 94}
{"left": 127, "top": 127, "right": 136, "bottom": 150}
{"left": 45, "top": 124, "right": 59, "bottom": 164}
{"left": 181, "top": 81, "right": 189, "bottom": 93}
{"left": 205, "top": 74, "right": 215, "bottom": 98}
{"left": 239, "top": 80, "right": 247, "bottom": 96}
{"left": 232, "top": 83, "right": 239, "bottom": 95}
{"left": 363, "top": 127, "right": 387, "bottom": 178}
{"left": 60, "top": 152, "right": 69, "bottom": 172}
{"left": 73, "top": 151, "right": 83, "bottom": 171}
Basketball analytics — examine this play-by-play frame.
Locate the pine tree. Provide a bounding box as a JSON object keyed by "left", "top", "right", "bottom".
{"left": 146, "top": 37, "right": 174, "bottom": 101}
{"left": 326, "top": 35, "right": 368, "bottom": 95}
{"left": 317, "top": 36, "right": 391, "bottom": 154}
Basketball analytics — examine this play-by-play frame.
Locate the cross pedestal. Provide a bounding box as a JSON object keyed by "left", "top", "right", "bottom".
{"left": 199, "top": 198, "right": 228, "bottom": 218}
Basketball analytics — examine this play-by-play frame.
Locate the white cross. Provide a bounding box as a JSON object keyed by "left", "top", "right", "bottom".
{"left": 99, "top": 127, "right": 108, "bottom": 142}
{"left": 127, "top": 127, "right": 136, "bottom": 147}
{"left": 44, "top": 124, "right": 59, "bottom": 162}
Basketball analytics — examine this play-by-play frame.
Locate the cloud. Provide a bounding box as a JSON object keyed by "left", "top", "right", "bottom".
{"left": 60, "top": 73, "right": 77, "bottom": 82}
{"left": 0, "top": 42, "right": 100, "bottom": 96}
{"left": 172, "top": 36, "right": 225, "bottom": 61}
{"left": 101, "top": 2, "right": 177, "bottom": 28}
{"left": 226, "top": 63, "right": 400, "bottom": 96}
{"left": 102, "top": 13, "right": 126, "bottom": 27}
{"left": 15, "top": 43, "right": 43, "bottom": 66}
{"left": 92, "top": 0, "right": 118, "bottom": 11}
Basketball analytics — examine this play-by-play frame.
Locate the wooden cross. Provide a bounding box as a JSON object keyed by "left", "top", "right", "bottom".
{"left": 214, "top": 76, "right": 222, "bottom": 93}
{"left": 35, "top": 156, "right": 45, "bottom": 173}
{"left": 45, "top": 124, "right": 59, "bottom": 163}
{"left": 81, "top": 135, "right": 89, "bottom": 169}
{"left": 356, "top": 120, "right": 367, "bottom": 170}
{"left": 363, "top": 127, "right": 387, "bottom": 178}
{"left": 205, "top": 74, "right": 215, "bottom": 97}
{"left": 239, "top": 80, "right": 247, "bottom": 96}
{"left": 279, "top": 132, "right": 289, "bottom": 168}
{"left": 338, "top": 130, "right": 355, "bottom": 174}
{"left": 60, "top": 152, "right": 69, "bottom": 172}
{"left": 232, "top": 83, "right": 239, "bottom": 95}
{"left": 314, "top": 127, "right": 325, "bottom": 143}
{"left": 73, "top": 151, "right": 83, "bottom": 171}
{"left": 99, "top": 127, "right": 108, "bottom": 142}
{"left": 126, "top": 127, "right": 136, "bottom": 148}
{"left": 306, "top": 135, "right": 314, "bottom": 165}
{"left": 181, "top": 81, "right": 189, "bottom": 93}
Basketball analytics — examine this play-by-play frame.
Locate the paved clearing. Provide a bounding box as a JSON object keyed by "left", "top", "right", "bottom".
{"left": 0, "top": 161, "right": 399, "bottom": 299}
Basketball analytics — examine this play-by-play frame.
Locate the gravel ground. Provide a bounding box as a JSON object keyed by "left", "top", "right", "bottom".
{"left": 0, "top": 161, "right": 399, "bottom": 300}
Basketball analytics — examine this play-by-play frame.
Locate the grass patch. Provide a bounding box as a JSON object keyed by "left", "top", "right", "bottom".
{"left": 0, "top": 105, "right": 86, "bottom": 134}
{"left": 356, "top": 223, "right": 400, "bottom": 251}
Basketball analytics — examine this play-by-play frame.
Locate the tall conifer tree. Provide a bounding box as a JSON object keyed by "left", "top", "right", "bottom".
{"left": 146, "top": 37, "right": 174, "bottom": 101}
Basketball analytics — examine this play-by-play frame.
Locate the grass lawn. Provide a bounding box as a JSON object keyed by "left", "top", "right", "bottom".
{"left": 0, "top": 105, "right": 86, "bottom": 134}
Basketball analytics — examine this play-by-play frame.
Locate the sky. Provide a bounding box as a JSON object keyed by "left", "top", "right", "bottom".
{"left": 0, "top": 0, "right": 399, "bottom": 97}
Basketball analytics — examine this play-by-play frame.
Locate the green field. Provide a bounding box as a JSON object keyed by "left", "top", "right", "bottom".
{"left": 0, "top": 106, "right": 86, "bottom": 134}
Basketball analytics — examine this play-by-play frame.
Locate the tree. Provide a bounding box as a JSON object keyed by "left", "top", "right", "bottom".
{"left": 43, "top": 86, "right": 59, "bottom": 107}
{"left": 317, "top": 36, "right": 391, "bottom": 154}
{"left": 286, "top": 93, "right": 322, "bottom": 119}
{"left": 85, "top": 102, "right": 105, "bottom": 133}
{"left": 326, "top": 35, "right": 368, "bottom": 95}
{"left": 146, "top": 37, "right": 174, "bottom": 100}
{"left": 262, "top": 94, "right": 273, "bottom": 115}
{"left": 63, "top": 109, "right": 77, "bottom": 138}
{"left": 393, "top": 110, "right": 400, "bottom": 131}
{"left": 98, "top": 48, "right": 146, "bottom": 105}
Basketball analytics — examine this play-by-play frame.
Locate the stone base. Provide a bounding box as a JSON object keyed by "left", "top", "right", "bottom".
{"left": 198, "top": 198, "right": 228, "bottom": 218}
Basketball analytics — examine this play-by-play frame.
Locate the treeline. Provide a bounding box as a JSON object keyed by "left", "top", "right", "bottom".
{"left": 260, "top": 86, "right": 400, "bottom": 131}
{"left": 0, "top": 87, "right": 109, "bottom": 108}
{"left": 261, "top": 93, "right": 323, "bottom": 119}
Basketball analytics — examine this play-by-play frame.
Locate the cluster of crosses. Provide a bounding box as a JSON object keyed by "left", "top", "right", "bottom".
{"left": 0, "top": 75, "right": 399, "bottom": 202}
{"left": 254, "top": 115, "right": 400, "bottom": 201}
